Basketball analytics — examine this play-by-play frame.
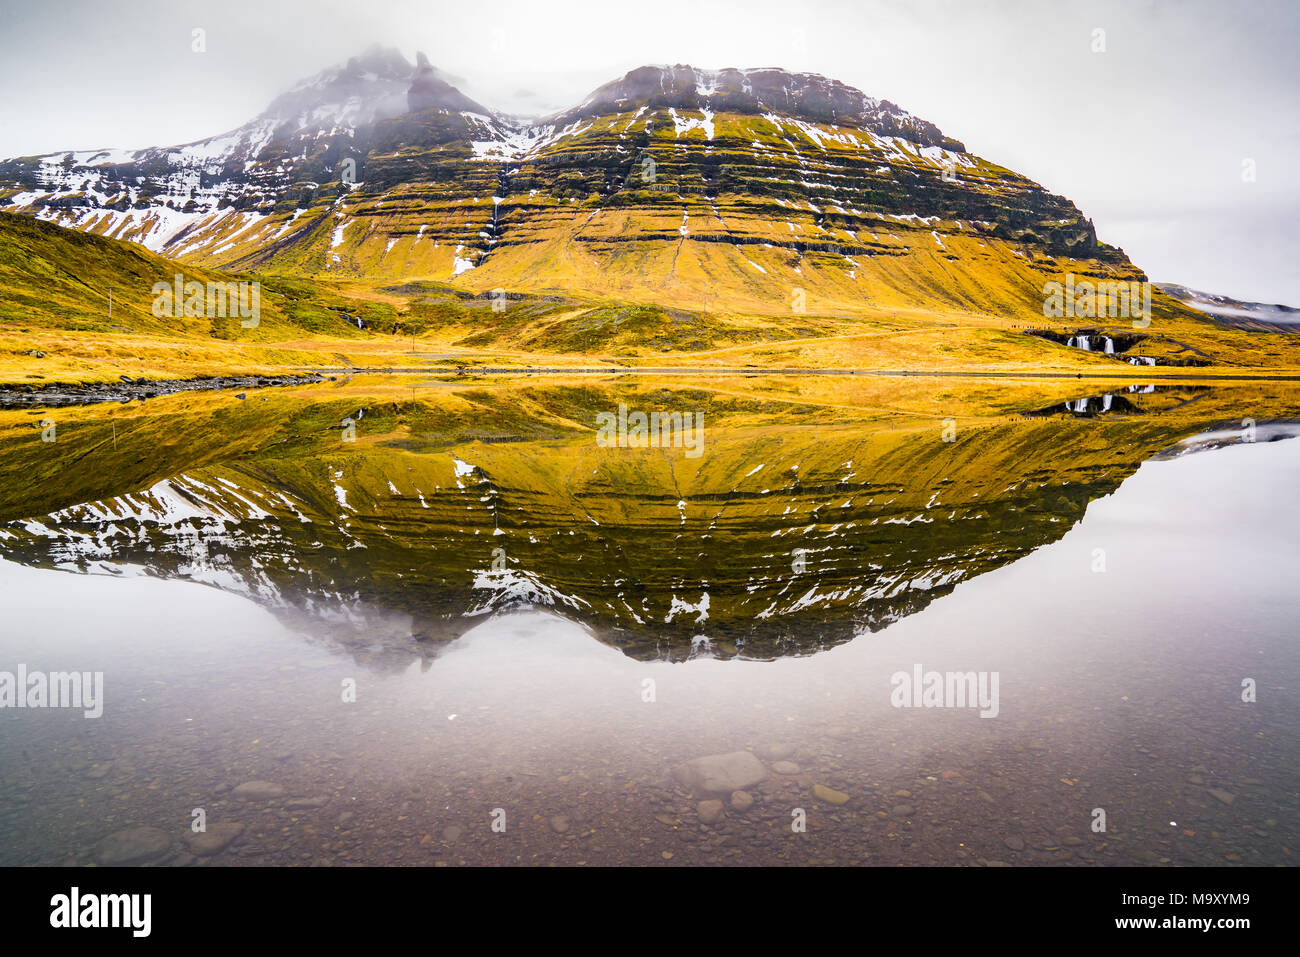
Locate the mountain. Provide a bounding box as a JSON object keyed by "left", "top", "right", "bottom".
{"left": 1156, "top": 282, "right": 1300, "bottom": 332}
{"left": 0, "top": 47, "right": 510, "bottom": 258}
{"left": 0, "top": 48, "right": 1142, "bottom": 319}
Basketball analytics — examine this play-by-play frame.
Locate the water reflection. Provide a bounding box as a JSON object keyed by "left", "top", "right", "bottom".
{"left": 1026, "top": 384, "right": 1210, "bottom": 417}
{"left": 0, "top": 378, "right": 1283, "bottom": 667}
{"left": 0, "top": 376, "right": 1297, "bottom": 867}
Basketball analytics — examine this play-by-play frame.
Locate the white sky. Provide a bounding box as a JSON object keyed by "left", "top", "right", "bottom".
{"left": 1, "top": 0, "right": 1296, "bottom": 303}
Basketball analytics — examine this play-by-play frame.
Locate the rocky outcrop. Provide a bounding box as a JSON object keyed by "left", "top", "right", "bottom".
{"left": 407, "top": 51, "right": 490, "bottom": 115}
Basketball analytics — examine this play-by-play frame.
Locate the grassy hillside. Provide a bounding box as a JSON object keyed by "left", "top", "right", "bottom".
{"left": 2, "top": 211, "right": 1299, "bottom": 386}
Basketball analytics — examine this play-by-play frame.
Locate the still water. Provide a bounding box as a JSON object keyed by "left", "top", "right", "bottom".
{"left": 0, "top": 375, "right": 1296, "bottom": 866}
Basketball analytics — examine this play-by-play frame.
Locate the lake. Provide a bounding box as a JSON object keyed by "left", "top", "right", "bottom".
{"left": 0, "top": 374, "right": 1296, "bottom": 866}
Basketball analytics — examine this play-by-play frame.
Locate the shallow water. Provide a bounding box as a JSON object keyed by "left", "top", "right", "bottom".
{"left": 0, "top": 376, "right": 1296, "bottom": 866}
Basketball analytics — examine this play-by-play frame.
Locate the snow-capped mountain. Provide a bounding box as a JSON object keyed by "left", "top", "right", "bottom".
{"left": 0, "top": 47, "right": 1139, "bottom": 313}
{"left": 0, "top": 47, "right": 507, "bottom": 255}
{"left": 1156, "top": 283, "right": 1300, "bottom": 332}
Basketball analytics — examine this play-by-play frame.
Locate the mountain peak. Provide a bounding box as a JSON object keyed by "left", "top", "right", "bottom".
{"left": 261, "top": 47, "right": 414, "bottom": 129}
{"left": 257, "top": 48, "right": 488, "bottom": 132}
{"left": 407, "top": 51, "right": 488, "bottom": 115}
{"left": 559, "top": 63, "right": 962, "bottom": 150}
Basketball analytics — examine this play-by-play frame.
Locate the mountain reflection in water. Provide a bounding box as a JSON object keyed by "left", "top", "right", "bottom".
{"left": 0, "top": 375, "right": 1294, "bottom": 670}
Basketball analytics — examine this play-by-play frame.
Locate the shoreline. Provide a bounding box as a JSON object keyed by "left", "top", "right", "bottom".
{"left": 3, "top": 366, "right": 1299, "bottom": 409}
{"left": 0, "top": 373, "right": 328, "bottom": 409}
{"left": 296, "top": 365, "right": 1300, "bottom": 381}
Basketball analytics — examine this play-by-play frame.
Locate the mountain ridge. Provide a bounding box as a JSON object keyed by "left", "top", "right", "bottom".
{"left": 546, "top": 63, "right": 964, "bottom": 148}
{"left": 1156, "top": 282, "right": 1300, "bottom": 332}
{"left": 0, "top": 46, "right": 1116, "bottom": 302}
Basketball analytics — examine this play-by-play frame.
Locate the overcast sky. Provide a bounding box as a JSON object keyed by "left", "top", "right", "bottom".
{"left": 1, "top": 0, "right": 1296, "bottom": 303}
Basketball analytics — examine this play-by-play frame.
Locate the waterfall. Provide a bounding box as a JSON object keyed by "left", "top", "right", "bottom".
{"left": 1102, "top": 394, "right": 1113, "bottom": 412}
{"left": 1103, "top": 337, "right": 1114, "bottom": 354}
{"left": 1078, "top": 335, "right": 1090, "bottom": 351}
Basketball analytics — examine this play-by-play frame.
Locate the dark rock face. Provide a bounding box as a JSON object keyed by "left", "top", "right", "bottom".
{"left": 557, "top": 64, "right": 964, "bottom": 150}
